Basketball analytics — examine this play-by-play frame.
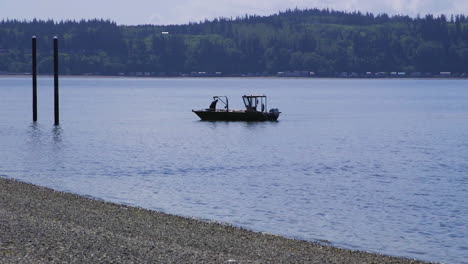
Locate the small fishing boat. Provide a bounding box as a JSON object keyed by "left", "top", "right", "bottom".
{"left": 192, "top": 95, "right": 281, "bottom": 121}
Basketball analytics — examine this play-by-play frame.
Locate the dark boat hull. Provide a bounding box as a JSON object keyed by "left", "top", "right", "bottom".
{"left": 193, "top": 110, "right": 280, "bottom": 121}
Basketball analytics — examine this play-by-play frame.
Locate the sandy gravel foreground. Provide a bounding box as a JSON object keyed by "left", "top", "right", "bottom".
{"left": 0, "top": 178, "right": 431, "bottom": 263}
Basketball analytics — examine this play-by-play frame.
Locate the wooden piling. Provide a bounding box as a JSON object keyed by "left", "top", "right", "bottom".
{"left": 32, "top": 36, "right": 37, "bottom": 122}
{"left": 53, "top": 36, "right": 59, "bottom": 126}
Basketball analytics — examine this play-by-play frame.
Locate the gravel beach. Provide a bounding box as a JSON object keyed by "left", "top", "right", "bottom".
{"left": 0, "top": 178, "right": 430, "bottom": 263}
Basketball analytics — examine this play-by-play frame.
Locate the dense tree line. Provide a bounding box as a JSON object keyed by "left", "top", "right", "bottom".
{"left": 2, "top": 8, "right": 468, "bottom": 76}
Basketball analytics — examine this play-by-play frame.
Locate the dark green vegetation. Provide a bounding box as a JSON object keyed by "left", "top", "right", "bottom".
{"left": 2, "top": 8, "right": 468, "bottom": 76}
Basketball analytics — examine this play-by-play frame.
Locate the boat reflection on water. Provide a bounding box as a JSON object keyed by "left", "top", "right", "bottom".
{"left": 192, "top": 95, "right": 281, "bottom": 121}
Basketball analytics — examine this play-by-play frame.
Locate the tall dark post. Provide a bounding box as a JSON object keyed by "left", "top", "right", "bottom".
{"left": 53, "top": 36, "right": 59, "bottom": 126}
{"left": 32, "top": 36, "right": 37, "bottom": 122}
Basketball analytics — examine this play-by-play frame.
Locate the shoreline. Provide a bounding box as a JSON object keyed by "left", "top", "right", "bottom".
{"left": 0, "top": 177, "right": 431, "bottom": 263}
{"left": 0, "top": 74, "right": 467, "bottom": 80}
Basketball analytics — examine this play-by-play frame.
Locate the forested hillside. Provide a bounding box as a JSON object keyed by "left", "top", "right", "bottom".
{"left": 2, "top": 8, "right": 468, "bottom": 76}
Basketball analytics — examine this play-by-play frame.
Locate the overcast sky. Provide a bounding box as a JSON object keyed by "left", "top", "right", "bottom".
{"left": 2, "top": 0, "right": 468, "bottom": 25}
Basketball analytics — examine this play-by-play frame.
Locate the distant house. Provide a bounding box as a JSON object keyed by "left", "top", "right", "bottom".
{"left": 349, "top": 72, "right": 359, "bottom": 78}
{"left": 375, "top": 72, "right": 387, "bottom": 78}
{"left": 440, "top": 72, "right": 451, "bottom": 77}
{"left": 338, "top": 72, "right": 348, "bottom": 78}
{"left": 277, "top": 71, "right": 309, "bottom": 77}
{"left": 190, "top": 71, "right": 210, "bottom": 77}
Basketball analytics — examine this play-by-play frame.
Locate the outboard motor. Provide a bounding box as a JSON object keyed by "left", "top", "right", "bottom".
{"left": 269, "top": 108, "right": 280, "bottom": 113}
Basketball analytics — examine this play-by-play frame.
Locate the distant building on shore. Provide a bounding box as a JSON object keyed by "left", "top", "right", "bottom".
{"left": 440, "top": 72, "right": 451, "bottom": 77}
{"left": 277, "top": 71, "right": 311, "bottom": 77}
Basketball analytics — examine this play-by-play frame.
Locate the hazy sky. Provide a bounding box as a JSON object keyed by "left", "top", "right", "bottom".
{"left": 2, "top": 0, "right": 468, "bottom": 25}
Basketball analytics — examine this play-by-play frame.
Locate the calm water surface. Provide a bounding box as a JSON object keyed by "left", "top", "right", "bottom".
{"left": 1, "top": 77, "right": 467, "bottom": 263}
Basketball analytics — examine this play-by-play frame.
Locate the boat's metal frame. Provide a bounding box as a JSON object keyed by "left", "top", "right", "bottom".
{"left": 213, "top": 96, "right": 229, "bottom": 111}
{"left": 242, "top": 95, "right": 267, "bottom": 113}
